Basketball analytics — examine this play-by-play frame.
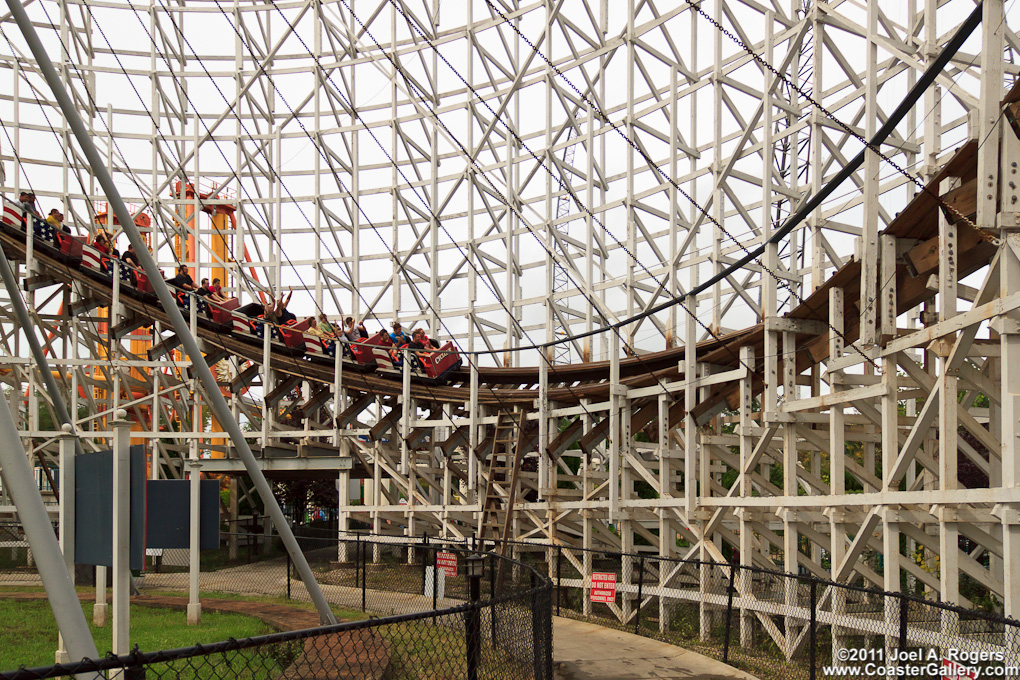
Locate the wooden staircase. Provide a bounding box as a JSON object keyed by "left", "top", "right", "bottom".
{"left": 477, "top": 409, "right": 527, "bottom": 555}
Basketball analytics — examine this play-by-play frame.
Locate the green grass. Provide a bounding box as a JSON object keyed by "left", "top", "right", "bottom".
{"left": 0, "top": 599, "right": 273, "bottom": 671}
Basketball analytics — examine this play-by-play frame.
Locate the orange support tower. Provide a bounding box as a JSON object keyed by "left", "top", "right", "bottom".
{"left": 94, "top": 205, "right": 154, "bottom": 446}
{"left": 171, "top": 182, "right": 238, "bottom": 457}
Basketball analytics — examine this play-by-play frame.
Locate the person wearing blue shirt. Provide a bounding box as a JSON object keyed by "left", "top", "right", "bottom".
{"left": 390, "top": 321, "right": 410, "bottom": 346}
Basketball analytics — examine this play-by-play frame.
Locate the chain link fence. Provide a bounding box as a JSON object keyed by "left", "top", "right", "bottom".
{"left": 4, "top": 521, "right": 1018, "bottom": 680}
{"left": 0, "top": 522, "right": 40, "bottom": 585}
{"left": 0, "top": 533, "right": 553, "bottom": 680}
{"left": 479, "top": 537, "right": 1020, "bottom": 680}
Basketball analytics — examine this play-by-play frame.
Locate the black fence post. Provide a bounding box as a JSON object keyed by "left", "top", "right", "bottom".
{"left": 531, "top": 571, "right": 545, "bottom": 680}
{"left": 432, "top": 546, "right": 438, "bottom": 610}
{"left": 810, "top": 579, "right": 817, "bottom": 680}
{"left": 361, "top": 538, "right": 367, "bottom": 613}
{"left": 723, "top": 563, "right": 736, "bottom": 664}
{"left": 286, "top": 550, "right": 291, "bottom": 600}
{"left": 556, "top": 545, "right": 562, "bottom": 617}
{"left": 635, "top": 556, "right": 645, "bottom": 635}
{"left": 355, "top": 533, "right": 361, "bottom": 588}
{"left": 489, "top": 553, "right": 497, "bottom": 648}
{"left": 899, "top": 593, "right": 909, "bottom": 657}
{"left": 421, "top": 535, "right": 428, "bottom": 598}
{"left": 466, "top": 555, "right": 483, "bottom": 680}
{"left": 547, "top": 578, "right": 555, "bottom": 680}
{"left": 125, "top": 648, "right": 146, "bottom": 680}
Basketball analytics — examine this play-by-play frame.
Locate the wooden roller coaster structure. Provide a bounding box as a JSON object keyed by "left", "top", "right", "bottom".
{"left": 2, "top": 0, "right": 1020, "bottom": 662}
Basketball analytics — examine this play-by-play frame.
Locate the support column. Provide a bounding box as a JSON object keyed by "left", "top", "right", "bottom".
{"left": 55, "top": 425, "right": 76, "bottom": 664}
{"left": 738, "top": 346, "right": 754, "bottom": 647}
{"left": 782, "top": 330, "right": 798, "bottom": 657}
{"left": 991, "top": 0, "right": 1020, "bottom": 628}
{"left": 609, "top": 332, "right": 621, "bottom": 521}
{"left": 860, "top": 0, "right": 880, "bottom": 345}
{"left": 338, "top": 466, "right": 351, "bottom": 562}
{"left": 94, "top": 566, "right": 107, "bottom": 626}
{"left": 620, "top": 389, "right": 633, "bottom": 626}
{"left": 228, "top": 477, "right": 238, "bottom": 560}
{"left": 657, "top": 392, "right": 672, "bottom": 634}
{"left": 188, "top": 455, "right": 202, "bottom": 624}
{"left": 684, "top": 297, "right": 697, "bottom": 517}
{"left": 827, "top": 287, "right": 847, "bottom": 659}
{"left": 882, "top": 350, "right": 900, "bottom": 662}
{"left": 938, "top": 507, "right": 960, "bottom": 640}
{"left": 112, "top": 411, "right": 131, "bottom": 654}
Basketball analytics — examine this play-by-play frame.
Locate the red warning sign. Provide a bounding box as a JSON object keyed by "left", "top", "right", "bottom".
{"left": 941, "top": 660, "right": 978, "bottom": 680}
{"left": 590, "top": 572, "right": 617, "bottom": 603}
{"left": 436, "top": 551, "right": 458, "bottom": 578}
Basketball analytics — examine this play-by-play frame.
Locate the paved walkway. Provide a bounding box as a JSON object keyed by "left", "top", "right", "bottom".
{"left": 553, "top": 617, "right": 759, "bottom": 680}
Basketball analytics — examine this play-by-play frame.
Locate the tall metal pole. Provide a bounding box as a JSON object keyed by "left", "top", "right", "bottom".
{"left": 2, "top": 0, "right": 338, "bottom": 624}
{"left": 0, "top": 385, "right": 98, "bottom": 661}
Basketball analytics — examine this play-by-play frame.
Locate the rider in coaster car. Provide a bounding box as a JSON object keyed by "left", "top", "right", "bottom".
{"left": 19, "top": 192, "right": 39, "bottom": 222}
{"left": 208, "top": 278, "right": 230, "bottom": 304}
{"left": 389, "top": 321, "right": 409, "bottom": 346}
{"left": 166, "top": 265, "right": 196, "bottom": 291}
{"left": 47, "top": 209, "right": 70, "bottom": 235}
{"left": 121, "top": 244, "right": 141, "bottom": 268}
{"left": 306, "top": 317, "right": 328, "bottom": 339}
{"left": 275, "top": 288, "right": 296, "bottom": 324}
{"left": 417, "top": 328, "right": 440, "bottom": 349}
{"left": 318, "top": 313, "right": 337, "bottom": 338}
{"left": 343, "top": 317, "right": 368, "bottom": 341}
{"left": 92, "top": 229, "right": 112, "bottom": 254}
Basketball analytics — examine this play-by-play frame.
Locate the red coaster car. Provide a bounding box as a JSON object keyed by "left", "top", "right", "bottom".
{"left": 350, "top": 331, "right": 394, "bottom": 369}
{"left": 209, "top": 298, "right": 240, "bottom": 325}
{"left": 417, "top": 342, "right": 462, "bottom": 380}
{"left": 61, "top": 235, "right": 85, "bottom": 260}
{"left": 1, "top": 201, "right": 24, "bottom": 230}
{"left": 279, "top": 319, "right": 310, "bottom": 350}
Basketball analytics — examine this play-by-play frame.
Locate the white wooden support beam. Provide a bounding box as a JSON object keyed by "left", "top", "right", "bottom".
{"left": 860, "top": 0, "right": 880, "bottom": 346}
{"left": 782, "top": 329, "right": 798, "bottom": 656}
{"left": 610, "top": 331, "right": 621, "bottom": 521}
{"left": 658, "top": 391, "right": 672, "bottom": 633}
{"left": 685, "top": 297, "right": 697, "bottom": 516}
{"left": 828, "top": 287, "right": 845, "bottom": 498}
{"left": 55, "top": 425, "right": 76, "bottom": 664}
{"left": 996, "top": 32, "right": 1020, "bottom": 625}
{"left": 538, "top": 356, "right": 549, "bottom": 500}
{"left": 468, "top": 362, "right": 479, "bottom": 495}
{"left": 739, "top": 345, "right": 754, "bottom": 647}
{"left": 112, "top": 411, "right": 132, "bottom": 651}
{"left": 880, "top": 234, "right": 898, "bottom": 340}
{"left": 937, "top": 506, "right": 961, "bottom": 641}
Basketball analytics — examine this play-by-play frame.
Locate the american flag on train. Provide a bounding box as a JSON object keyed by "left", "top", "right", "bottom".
{"left": 32, "top": 216, "right": 55, "bottom": 245}
{"left": 1, "top": 202, "right": 24, "bottom": 229}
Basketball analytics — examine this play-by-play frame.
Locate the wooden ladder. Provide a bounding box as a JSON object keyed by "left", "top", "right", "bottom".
{"left": 477, "top": 409, "right": 526, "bottom": 555}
